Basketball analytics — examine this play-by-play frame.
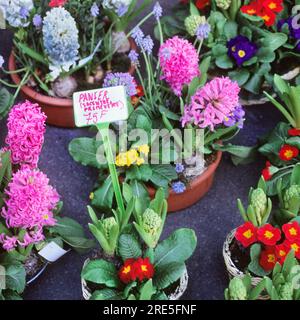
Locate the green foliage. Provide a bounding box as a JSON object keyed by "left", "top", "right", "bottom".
{"left": 118, "top": 234, "right": 142, "bottom": 261}
{"left": 0, "top": 87, "right": 13, "bottom": 120}
{"left": 248, "top": 244, "right": 271, "bottom": 277}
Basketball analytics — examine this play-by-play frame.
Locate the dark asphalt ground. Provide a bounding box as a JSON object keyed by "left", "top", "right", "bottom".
{"left": 0, "top": 1, "right": 283, "bottom": 300}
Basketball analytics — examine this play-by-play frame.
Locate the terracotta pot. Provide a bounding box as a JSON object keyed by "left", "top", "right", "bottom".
{"left": 148, "top": 150, "right": 222, "bottom": 213}
{"left": 9, "top": 38, "right": 137, "bottom": 128}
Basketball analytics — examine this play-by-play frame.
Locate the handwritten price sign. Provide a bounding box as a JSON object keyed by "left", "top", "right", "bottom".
{"left": 73, "top": 86, "right": 128, "bottom": 127}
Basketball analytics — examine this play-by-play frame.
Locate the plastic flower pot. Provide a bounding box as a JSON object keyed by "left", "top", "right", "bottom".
{"left": 81, "top": 258, "right": 189, "bottom": 300}
{"left": 148, "top": 150, "right": 222, "bottom": 213}
{"left": 223, "top": 229, "right": 270, "bottom": 300}
{"left": 9, "top": 38, "right": 137, "bottom": 128}
{"left": 26, "top": 262, "right": 48, "bottom": 286}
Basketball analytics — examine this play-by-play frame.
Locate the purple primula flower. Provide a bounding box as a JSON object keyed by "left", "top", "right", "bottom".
{"left": 223, "top": 105, "right": 245, "bottom": 129}
{"left": 172, "top": 181, "right": 186, "bottom": 194}
{"left": 33, "top": 14, "right": 42, "bottom": 28}
{"left": 91, "top": 3, "right": 100, "bottom": 17}
{"left": 175, "top": 163, "right": 185, "bottom": 174}
{"left": 142, "top": 35, "right": 154, "bottom": 54}
{"left": 20, "top": 6, "right": 29, "bottom": 19}
{"left": 131, "top": 27, "right": 144, "bottom": 47}
{"left": 128, "top": 50, "right": 139, "bottom": 66}
{"left": 227, "top": 35, "right": 258, "bottom": 67}
{"left": 103, "top": 72, "right": 137, "bottom": 97}
{"left": 196, "top": 22, "right": 211, "bottom": 41}
{"left": 117, "top": 4, "right": 128, "bottom": 17}
{"left": 278, "top": 17, "right": 300, "bottom": 40}
{"left": 153, "top": 2, "right": 163, "bottom": 20}
{"left": 0, "top": 55, "right": 4, "bottom": 68}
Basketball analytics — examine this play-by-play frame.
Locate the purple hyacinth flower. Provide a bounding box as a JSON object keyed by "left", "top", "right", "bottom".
{"left": 227, "top": 35, "right": 258, "bottom": 67}
{"left": 172, "top": 181, "right": 186, "bottom": 194}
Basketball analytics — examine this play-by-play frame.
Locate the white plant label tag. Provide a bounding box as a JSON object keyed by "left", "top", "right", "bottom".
{"left": 73, "top": 86, "right": 129, "bottom": 127}
{"left": 38, "top": 242, "right": 69, "bottom": 263}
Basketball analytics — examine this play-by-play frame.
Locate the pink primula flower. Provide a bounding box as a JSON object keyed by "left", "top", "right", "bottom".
{"left": 159, "top": 36, "right": 200, "bottom": 96}
{"left": 5, "top": 100, "right": 46, "bottom": 168}
{"left": 181, "top": 77, "right": 241, "bottom": 131}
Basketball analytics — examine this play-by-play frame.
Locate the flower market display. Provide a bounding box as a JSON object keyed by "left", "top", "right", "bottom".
{"left": 1, "top": 0, "right": 300, "bottom": 303}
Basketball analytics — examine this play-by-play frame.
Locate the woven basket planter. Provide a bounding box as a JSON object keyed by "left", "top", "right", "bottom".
{"left": 223, "top": 229, "right": 270, "bottom": 300}
{"left": 81, "top": 259, "right": 189, "bottom": 301}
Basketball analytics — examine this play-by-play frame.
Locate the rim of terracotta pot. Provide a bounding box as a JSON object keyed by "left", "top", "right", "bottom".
{"left": 148, "top": 149, "right": 223, "bottom": 198}
{"left": 9, "top": 37, "right": 137, "bottom": 107}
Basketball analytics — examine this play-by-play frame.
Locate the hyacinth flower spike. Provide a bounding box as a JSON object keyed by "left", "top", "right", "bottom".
{"left": 133, "top": 188, "right": 167, "bottom": 249}
{"left": 237, "top": 177, "right": 272, "bottom": 227}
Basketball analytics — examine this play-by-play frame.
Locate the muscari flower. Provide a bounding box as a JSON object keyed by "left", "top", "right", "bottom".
{"left": 102, "top": 0, "right": 132, "bottom": 16}
{"left": 103, "top": 72, "right": 137, "bottom": 97}
{"left": 153, "top": 2, "right": 163, "bottom": 20}
{"left": 172, "top": 181, "right": 186, "bottom": 194}
{"left": 142, "top": 35, "right": 154, "bottom": 55}
{"left": 43, "top": 7, "right": 80, "bottom": 79}
{"left": 117, "top": 4, "right": 128, "bottom": 17}
{"left": 227, "top": 35, "right": 258, "bottom": 67}
{"left": 5, "top": 100, "right": 46, "bottom": 168}
{"left": 181, "top": 77, "right": 241, "bottom": 131}
{"left": 1, "top": 168, "right": 59, "bottom": 230}
{"left": 33, "top": 14, "right": 42, "bottom": 28}
{"left": 159, "top": 36, "right": 200, "bottom": 96}
{"left": 0, "top": 0, "right": 34, "bottom": 27}
{"left": 91, "top": 2, "right": 100, "bottom": 17}
{"left": 131, "top": 27, "right": 145, "bottom": 47}
{"left": 196, "top": 22, "right": 211, "bottom": 41}
{"left": 128, "top": 50, "right": 139, "bottom": 66}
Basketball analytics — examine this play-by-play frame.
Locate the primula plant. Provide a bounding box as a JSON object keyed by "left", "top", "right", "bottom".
{"left": 81, "top": 189, "right": 197, "bottom": 300}
{"left": 232, "top": 174, "right": 300, "bottom": 278}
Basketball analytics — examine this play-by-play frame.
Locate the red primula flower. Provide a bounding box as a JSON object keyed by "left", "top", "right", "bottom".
{"left": 262, "top": 161, "right": 272, "bottom": 181}
{"left": 235, "top": 222, "right": 257, "bottom": 248}
{"left": 275, "top": 242, "right": 290, "bottom": 265}
{"left": 282, "top": 222, "right": 300, "bottom": 242}
{"left": 260, "top": 246, "right": 278, "bottom": 271}
{"left": 285, "top": 240, "right": 300, "bottom": 259}
{"left": 136, "top": 85, "right": 144, "bottom": 97}
{"left": 49, "top": 0, "right": 67, "bottom": 7}
{"left": 257, "top": 224, "right": 281, "bottom": 246}
{"left": 288, "top": 128, "right": 300, "bottom": 137}
{"left": 195, "top": 0, "right": 210, "bottom": 10}
{"left": 279, "top": 145, "right": 299, "bottom": 161}
{"left": 258, "top": 7, "right": 277, "bottom": 26}
{"left": 118, "top": 258, "right": 136, "bottom": 284}
{"left": 263, "top": 0, "right": 283, "bottom": 13}
{"left": 133, "top": 257, "right": 154, "bottom": 282}
{"left": 241, "top": 2, "right": 262, "bottom": 15}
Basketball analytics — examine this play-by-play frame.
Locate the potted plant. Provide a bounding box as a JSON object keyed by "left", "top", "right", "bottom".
{"left": 0, "top": 0, "right": 153, "bottom": 127}
{"left": 223, "top": 173, "right": 300, "bottom": 299}
{"left": 222, "top": 75, "right": 300, "bottom": 196}
{"left": 0, "top": 101, "right": 94, "bottom": 299}
{"left": 69, "top": 4, "right": 245, "bottom": 212}
{"left": 81, "top": 188, "right": 197, "bottom": 300}
{"left": 159, "top": 1, "right": 300, "bottom": 104}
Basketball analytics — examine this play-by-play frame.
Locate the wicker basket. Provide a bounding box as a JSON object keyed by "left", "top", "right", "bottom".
{"left": 223, "top": 229, "right": 270, "bottom": 300}
{"left": 81, "top": 259, "right": 189, "bottom": 301}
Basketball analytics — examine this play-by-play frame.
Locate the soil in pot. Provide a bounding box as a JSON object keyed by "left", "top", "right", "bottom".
{"left": 229, "top": 238, "right": 251, "bottom": 274}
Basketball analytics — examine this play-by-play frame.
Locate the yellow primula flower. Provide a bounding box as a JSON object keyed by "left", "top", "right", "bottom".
{"left": 126, "top": 149, "right": 139, "bottom": 167}
{"left": 89, "top": 192, "right": 95, "bottom": 200}
{"left": 115, "top": 152, "right": 127, "bottom": 167}
{"left": 136, "top": 157, "right": 145, "bottom": 166}
{"left": 138, "top": 145, "right": 150, "bottom": 156}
